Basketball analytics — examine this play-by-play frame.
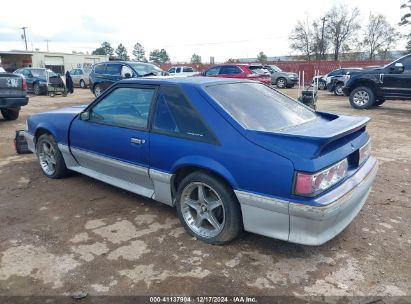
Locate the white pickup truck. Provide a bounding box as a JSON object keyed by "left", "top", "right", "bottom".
{"left": 167, "top": 66, "right": 197, "bottom": 77}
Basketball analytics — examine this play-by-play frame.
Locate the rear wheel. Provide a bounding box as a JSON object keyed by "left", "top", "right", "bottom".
{"left": 33, "top": 83, "right": 41, "bottom": 95}
{"left": 318, "top": 81, "right": 326, "bottom": 90}
{"left": 176, "top": 172, "right": 242, "bottom": 245}
{"left": 334, "top": 83, "right": 344, "bottom": 96}
{"left": 374, "top": 99, "right": 386, "bottom": 107}
{"left": 276, "top": 78, "right": 287, "bottom": 89}
{"left": 80, "top": 80, "right": 86, "bottom": 88}
{"left": 349, "top": 86, "right": 375, "bottom": 109}
{"left": 1, "top": 108, "right": 19, "bottom": 121}
{"left": 94, "top": 84, "right": 102, "bottom": 97}
{"left": 36, "top": 134, "right": 70, "bottom": 179}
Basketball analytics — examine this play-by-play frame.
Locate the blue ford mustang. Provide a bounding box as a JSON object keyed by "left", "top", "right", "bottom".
{"left": 23, "top": 77, "right": 378, "bottom": 245}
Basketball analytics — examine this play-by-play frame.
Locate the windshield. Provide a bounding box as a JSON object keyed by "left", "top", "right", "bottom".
{"left": 269, "top": 65, "right": 282, "bottom": 72}
{"left": 31, "top": 69, "right": 57, "bottom": 77}
{"left": 129, "top": 63, "right": 163, "bottom": 76}
{"left": 206, "top": 82, "right": 316, "bottom": 132}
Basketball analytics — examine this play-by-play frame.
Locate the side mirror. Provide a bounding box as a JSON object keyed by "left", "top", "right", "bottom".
{"left": 391, "top": 62, "right": 404, "bottom": 74}
{"left": 124, "top": 72, "right": 131, "bottom": 78}
{"left": 80, "top": 111, "right": 90, "bottom": 121}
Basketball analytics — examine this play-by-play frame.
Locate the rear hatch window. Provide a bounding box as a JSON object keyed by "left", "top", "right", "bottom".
{"left": 207, "top": 82, "right": 316, "bottom": 132}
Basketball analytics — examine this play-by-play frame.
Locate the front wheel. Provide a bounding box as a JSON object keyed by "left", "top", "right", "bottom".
{"left": 1, "top": 108, "right": 19, "bottom": 121}
{"left": 94, "top": 84, "right": 103, "bottom": 97}
{"left": 349, "top": 86, "right": 375, "bottom": 109}
{"left": 36, "top": 134, "right": 70, "bottom": 179}
{"left": 276, "top": 78, "right": 287, "bottom": 89}
{"left": 80, "top": 80, "right": 86, "bottom": 89}
{"left": 176, "top": 172, "right": 242, "bottom": 245}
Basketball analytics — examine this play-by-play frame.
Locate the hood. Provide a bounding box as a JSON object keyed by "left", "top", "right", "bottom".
{"left": 244, "top": 112, "right": 369, "bottom": 171}
{"left": 44, "top": 105, "right": 87, "bottom": 115}
{"left": 284, "top": 72, "right": 298, "bottom": 77}
{"left": 348, "top": 66, "right": 384, "bottom": 76}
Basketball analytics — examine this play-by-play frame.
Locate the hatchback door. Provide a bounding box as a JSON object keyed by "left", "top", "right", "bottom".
{"left": 69, "top": 84, "right": 157, "bottom": 198}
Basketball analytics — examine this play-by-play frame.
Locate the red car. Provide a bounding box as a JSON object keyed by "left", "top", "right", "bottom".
{"left": 200, "top": 64, "right": 272, "bottom": 85}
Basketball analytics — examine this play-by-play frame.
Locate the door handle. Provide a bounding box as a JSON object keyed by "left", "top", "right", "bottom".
{"left": 379, "top": 74, "right": 384, "bottom": 83}
{"left": 131, "top": 137, "right": 145, "bottom": 145}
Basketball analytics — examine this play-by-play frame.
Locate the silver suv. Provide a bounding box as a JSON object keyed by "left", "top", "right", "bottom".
{"left": 263, "top": 65, "right": 299, "bottom": 88}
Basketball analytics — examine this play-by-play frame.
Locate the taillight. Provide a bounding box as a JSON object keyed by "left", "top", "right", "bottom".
{"left": 22, "top": 77, "right": 27, "bottom": 91}
{"left": 359, "top": 140, "right": 370, "bottom": 165}
{"left": 294, "top": 159, "right": 348, "bottom": 197}
{"left": 246, "top": 74, "right": 259, "bottom": 78}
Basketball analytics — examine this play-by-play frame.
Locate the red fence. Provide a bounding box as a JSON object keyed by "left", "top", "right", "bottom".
{"left": 160, "top": 60, "right": 389, "bottom": 84}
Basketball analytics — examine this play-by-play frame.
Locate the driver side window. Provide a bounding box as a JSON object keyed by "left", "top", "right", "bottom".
{"left": 90, "top": 87, "right": 156, "bottom": 129}
{"left": 205, "top": 66, "right": 220, "bottom": 76}
{"left": 400, "top": 57, "right": 411, "bottom": 74}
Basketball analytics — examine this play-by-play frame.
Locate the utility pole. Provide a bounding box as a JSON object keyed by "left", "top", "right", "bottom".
{"left": 20, "top": 27, "right": 28, "bottom": 51}
{"left": 320, "top": 17, "right": 327, "bottom": 60}
{"left": 45, "top": 40, "right": 50, "bottom": 52}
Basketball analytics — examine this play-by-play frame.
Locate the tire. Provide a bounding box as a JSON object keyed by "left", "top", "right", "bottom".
{"left": 349, "top": 86, "right": 376, "bottom": 109}
{"left": 276, "top": 78, "right": 287, "bottom": 89}
{"left": 33, "top": 83, "right": 41, "bottom": 95}
{"left": 80, "top": 80, "right": 86, "bottom": 89}
{"left": 1, "top": 108, "right": 19, "bottom": 121}
{"left": 318, "top": 81, "right": 326, "bottom": 90}
{"left": 176, "top": 171, "right": 242, "bottom": 245}
{"left": 94, "top": 84, "right": 103, "bottom": 97}
{"left": 334, "top": 83, "right": 344, "bottom": 96}
{"left": 36, "top": 134, "right": 70, "bottom": 179}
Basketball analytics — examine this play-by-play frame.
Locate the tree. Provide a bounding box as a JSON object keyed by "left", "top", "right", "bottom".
{"left": 311, "top": 18, "right": 330, "bottom": 59}
{"left": 226, "top": 58, "right": 240, "bottom": 63}
{"left": 149, "top": 49, "right": 170, "bottom": 63}
{"left": 257, "top": 51, "right": 268, "bottom": 62}
{"left": 132, "top": 43, "right": 146, "bottom": 62}
{"left": 289, "top": 18, "right": 313, "bottom": 60}
{"left": 362, "top": 14, "right": 400, "bottom": 59}
{"left": 399, "top": 1, "right": 411, "bottom": 53}
{"left": 326, "top": 5, "right": 361, "bottom": 60}
{"left": 115, "top": 44, "right": 129, "bottom": 60}
{"left": 190, "top": 53, "right": 201, "bottom": 64}
{"left": 400, "top": 0, "right": 411, "bottom": 25}
{"left": 92, "top": 41, "right": 114, "bottom": 56}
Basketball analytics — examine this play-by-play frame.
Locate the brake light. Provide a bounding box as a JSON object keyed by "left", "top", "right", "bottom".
{"left": 359, "top": 140, "right": 371, "bottom": 165}
{"left": 22, "top": 77, "right": 27, "bottom": 91}
{"left": 294, "top": 159, "right": 348, "bottom": 196}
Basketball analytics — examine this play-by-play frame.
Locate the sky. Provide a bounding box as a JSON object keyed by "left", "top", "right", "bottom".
{"left": 0, "top": 0, "right": 408, "bottom": 62}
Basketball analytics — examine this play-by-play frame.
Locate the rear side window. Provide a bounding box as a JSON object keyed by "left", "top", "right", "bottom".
{"left": 183, "top": 67, "right": 194, "bottom": 72}
{"left": 207, "top": 82, "right": 317, "bottom": 132}
{"left": 94, "top": 64, "right": 106, "bottom": 74}
{"left": 219, "top": 65, "right": 242, "bottom": 75}
{"left": 153, "top": 86, "right": 216, "bottom": 143}
{"left": 105, "top": 64, "right": 121, "bottom": 75}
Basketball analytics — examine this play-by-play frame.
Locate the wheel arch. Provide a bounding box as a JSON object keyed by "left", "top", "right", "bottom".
{"left": 347, "top": 80, "right": 378, "bottom": 96}
{"left": 33, "top": 126, "right": 57, "bottom": 145}
{"left": 170, "top": 159, "right": 238, "bottom": 198}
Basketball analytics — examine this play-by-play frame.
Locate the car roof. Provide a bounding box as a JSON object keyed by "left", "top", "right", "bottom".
{"left": 118, "top": 76, "right": 254, "bottom": 87}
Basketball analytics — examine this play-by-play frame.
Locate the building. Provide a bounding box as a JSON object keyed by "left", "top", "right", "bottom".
{"left": 0, "top": 50, "right": 109, "bottom": 73}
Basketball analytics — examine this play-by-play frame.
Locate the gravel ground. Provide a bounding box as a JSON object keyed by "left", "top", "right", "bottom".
{"left": 0, "top": 87, "right": 410, "bottom": 300}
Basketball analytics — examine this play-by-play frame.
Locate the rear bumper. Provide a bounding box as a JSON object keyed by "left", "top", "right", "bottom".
{"left": 0, "top": 96, "right": 28, "bottom": 108}
{"left": 235, "top": 156, "right": 378, "bottom": 245}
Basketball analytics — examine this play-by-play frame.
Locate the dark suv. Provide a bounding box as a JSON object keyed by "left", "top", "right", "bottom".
{"left": 343, "top": 54, "right": 411, "bottom": 109}
{"left": 89, "top": 61, "right": 167, "bottom": 97}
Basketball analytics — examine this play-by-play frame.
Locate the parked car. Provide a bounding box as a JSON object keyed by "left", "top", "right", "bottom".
{"left": 89, "top": 61, "right": 168, "bottom": 97}
{"left": 14, "top": 68, "right": 58, "bottom": 95}
{"left": 343, "top": 53, "right": 411, "bottom": 109}
{"left": 0, "top": 69, "right": 28, "bottom": 120}
{"left": 22, "top": 77, "right": 377, "bottom": 246}
{"left": 263, "top": 65, "right": 299, "bottom": 88}
{"left": 70, "top": 68, "right": 91, "bottom": 88}
{"left": 200, "top": 64, "right": 271, "bottom": 85}
{"left": 167, "top": 66, "right": 197, "bottom": 77}
{"left": 323, "top": 68, "right": 362, "bottom": 96}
